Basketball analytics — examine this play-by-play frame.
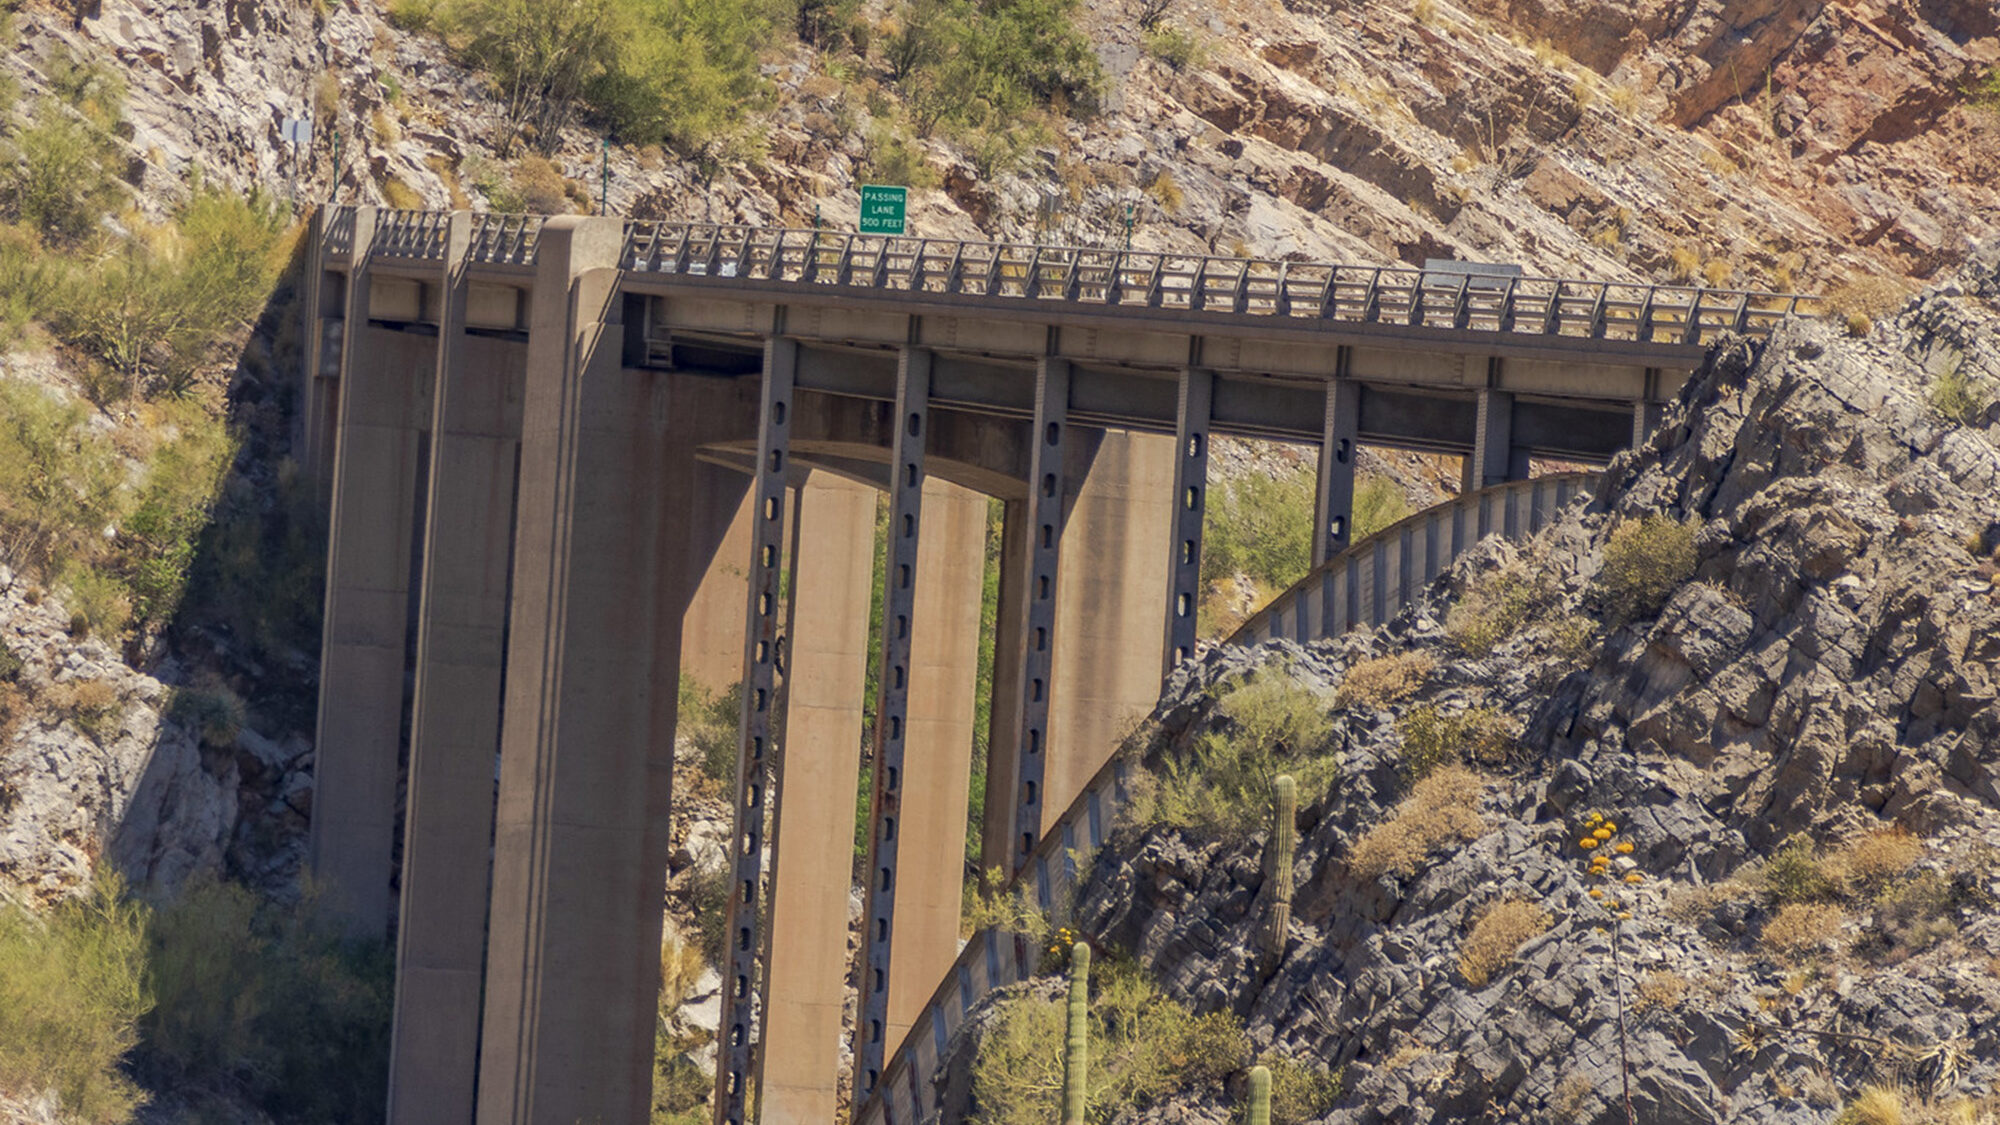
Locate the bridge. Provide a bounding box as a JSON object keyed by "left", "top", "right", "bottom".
{"left": 297, "top": 205, "right": 1809, "bottom": 1125}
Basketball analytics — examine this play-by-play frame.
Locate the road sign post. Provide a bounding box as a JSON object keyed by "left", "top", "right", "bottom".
{"left": 859, "top": 184, "right": 907, "bottom": 236}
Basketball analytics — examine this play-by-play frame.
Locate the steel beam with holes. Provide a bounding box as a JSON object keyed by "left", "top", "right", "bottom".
{"left": 1162, "top": 368, "right": 1212, "bottom": 679}
{"left": 1006, "top": 357, "right": 1071, "bottom": 872}
{"left": 1313, "top": 364, "right": 1360, "bottom": 567}
{"left": 855, "top": 347, "right": 933, "bottom": 1103}
{"left": 716, "top": 336, "right": 796, "bottom": 1125}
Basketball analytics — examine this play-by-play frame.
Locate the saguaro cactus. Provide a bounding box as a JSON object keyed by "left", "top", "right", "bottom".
{"left": 1247, "top": 1064, "right": 1273, "bottom": 1125}
{"left": 1261, "top": 774, "right": 1297, "bottom": 973}
{"left": 1063, "top": 943, "right": 1091, "bottom": 1125}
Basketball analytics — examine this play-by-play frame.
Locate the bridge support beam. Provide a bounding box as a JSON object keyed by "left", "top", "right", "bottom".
{"left": 758, "top": 471, "right": 876, "bottom": 1125}
{"left": 1045, "top": 430, "right": 1174, "bottom": 833}
{"left": 310, "top": 207, "right": 432, "bottom": 940}
{"left": 719, "top": 335, "right": 800, "bottom": 1124}
{"left": 856, "top": 346, "right": 933, "bottom": 1100}
{"left": 1001, "top": 358, "right": 1070, "bottom": 874}
{"left": 1164, "top": 369, "right": 1211, "bottom": 677}
{"left": 1469, "top": 386, "right": 1531, "bottom": 490}
{"left": 1313, "top": 376, "right": 1359, "bottom": 566}
{"left": 476, "top": 217, "right": 733, "bottom": 1125}
{"left": 888, "top": 476, "right": 986, "bottom": 1050}
{"left": 388, "top": 215, "right": 526, "bottom": 1125}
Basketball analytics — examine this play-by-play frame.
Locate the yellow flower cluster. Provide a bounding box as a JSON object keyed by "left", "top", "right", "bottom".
{"left": 1576, "top": 811, "right": 1640, "bottom": 920}
{"left": 1046, "top": 926, "right": 1079, "bottom": 956}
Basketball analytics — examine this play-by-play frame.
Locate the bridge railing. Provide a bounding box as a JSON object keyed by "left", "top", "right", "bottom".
{"left": 321, "top": 206, "right": 1818, "bottom": 346}
{"left": 619, "top": 220, "right": 1817, "bottom": 345}
{"left": 854, "top": 471, "right": 1600, "bottom": 1125}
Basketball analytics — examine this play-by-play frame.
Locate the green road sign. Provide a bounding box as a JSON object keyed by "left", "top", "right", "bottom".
{"left": 859, "top": 184, "right": 908, "bottom": 235}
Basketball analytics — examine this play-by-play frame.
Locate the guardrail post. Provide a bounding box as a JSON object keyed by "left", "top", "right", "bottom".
{"left": 1163, "top": 368, "right": 1212, "bottom": 678}
{"left": 1312, "top": 369, "right": 1359, "bottom": 566}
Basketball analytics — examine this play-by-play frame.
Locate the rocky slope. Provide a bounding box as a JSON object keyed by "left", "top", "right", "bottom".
{"left": 936, "top": 250, "right": 2000, "bottom": 1122}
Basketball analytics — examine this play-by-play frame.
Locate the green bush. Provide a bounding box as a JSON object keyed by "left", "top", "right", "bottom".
{"left": 1929, "top": 360, "right": 1993, "bottom": 428}
{"left": 117, "top": 406, "right": 236, "bottom": 628}
{"left": 1202, "top": 468, "right": 1314, "bottom": 598}
{"left": 137, "top": 879, "right": 393, "bottom": 1124}
{"left": 1595, "top": 515, "right": 1696, "bottom": 626}
{"left": 1394, "top": 703, "right": 1516, "bottom": 782}
{"left": 1258, "top": 1054, "right": 1343, "bottom": 1125}
{"left": 0, "top": 103, "right": 122, "bottom": 244}
{"left": 970, "top": 957, "right": 1246, "bottom": 1124}
{"left": 1126, "top": 671, "right": 1336, "bottom": 841}
{"left": 862, "top": 122, "right": 940, "bottom": 189}
{"left": 167, "top": 680, "right": 246, "bottom": 747}
{"left": 0, "top": 380, "right": 120, "bottom": 575}
{"left": 0, "top": 222, "right": 63, "bottom": 344}
{"left": 1759, "top": 836, "right": 1839, "bottom": 906}
{"left": 1445, "top": 562, "right": 1556, "bottom": 656}
{"left": 0, "top": 878, "right": 152, "bottom": 1125}
{"left": 1141, "top": 24, "right": 1206, "bottom": 71}
{"left": 1351, "top": 475, "right": 1411, "bottom": 541}
{"left": 889, "top": 0, "right": 1103, "bottom": 141}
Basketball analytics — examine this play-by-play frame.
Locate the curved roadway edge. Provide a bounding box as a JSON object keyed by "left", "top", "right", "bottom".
{"left": 854, "top": 471, "right": 1603, "bottom": 1125}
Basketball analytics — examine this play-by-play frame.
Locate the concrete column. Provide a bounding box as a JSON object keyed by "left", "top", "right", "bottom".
{"left": 1472, "top": 386, "right": 1530, "bottom": 489}
{"left": 855, "top": 347, "right": 932, "bottom": 1100}
{"left": 389, "top": 215, "right": 528, "bottom": 1125}
{"left": 477, "top": 218, "right": 741, "bottom": 1125}
{"left": 887, "top": 476, "right": 985, "bottom": 1049}
{"left": 1632, "top": 398, "right": 1664, "bottom": 448}
{"left": 979, "top": 500, "right": 1029, "bottom": 876}
{"left": 680, "top": 493, "right": 757, "bottom": 693}
{"left": 1313, "top": 378, "right": 1360, "bottom": 566}
{"left": 1163, "top": 369, "right": 1211, "bottom": 678}
{"left": 757, "top": 473, "right": 875, "bottom": 1125}
{"left": 719, "top": 336, "right": 799, "bottom": 1125}
{"left": 310, "top": 205, "right": 436, "bottom": 939}
{"left": 1044, "top": 429, "right": 1174, "bottom": 835}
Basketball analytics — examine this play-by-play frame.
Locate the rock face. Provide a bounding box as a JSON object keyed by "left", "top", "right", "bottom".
{"left": 943, "top": 254, "right": 2000, "bottom": 1122}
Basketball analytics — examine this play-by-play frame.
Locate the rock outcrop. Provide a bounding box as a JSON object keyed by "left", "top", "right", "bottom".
{"left": 941, "top": 251, "right": 2000, "bottom": 1122}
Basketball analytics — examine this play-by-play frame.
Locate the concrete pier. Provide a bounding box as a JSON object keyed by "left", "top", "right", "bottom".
{"left": 758, "top": 472, "right": 875, "bottom": 1125}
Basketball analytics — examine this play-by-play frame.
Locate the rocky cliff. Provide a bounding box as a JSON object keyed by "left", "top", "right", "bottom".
{"left": 936, "top": 249, "right": 2000, "bottom": 1122}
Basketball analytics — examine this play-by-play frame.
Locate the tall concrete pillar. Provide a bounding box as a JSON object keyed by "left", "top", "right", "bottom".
{"left": 1044, "top": 429, "right": 1175, "bottom": 834}
{"left": 477, "top": 218, "right": 743, "bottom": 1125}
{"left": 980, "top": 499, "right": 1029, "bottom": 876}
{"left": 1471, "top": 386, "right": 1530, "bottom": 488}
{"left": 310, "top": 206, "right": 436, "bottom": 939}
{"left": 680, "top": 493, "right": 757, "bottom": 693}
{"left": 1163, "top": 369, "right": 1212, "bottom": 678}
{"left": 388, "top": 214, "right": 527, "bottom": 1125}
{"left": 1313, "top": 378, "right": 1360, "bottom": 566}
{"left": 757, "top": 472, "right": 875, "bottom": 1125}
{"left": 887, "top": 476, "right": 986, "bottom": 1049}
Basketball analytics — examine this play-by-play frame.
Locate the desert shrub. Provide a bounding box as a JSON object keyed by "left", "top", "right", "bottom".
{"left": 652, "top": 932, "right": 712, "bottom": 1124}
{"left": 0, "top": 380, "right": 120, "bottom": 574}
{"left": 0, "top": 103, "right": 122, "bottom": 244}
{"left": 0, "top": 877, "right": 151, "bottom": 1124}
{"left": 1759, "top": 836, "right": 1840, "bottom": 905}
{"left": 1834, "top": 1085, "right": 1905, "bottom": 1125}
{"left": 1349, "top": 764, "right": 1484, "bottom": 879}
{"left": 1394, "top": 702, "right": 1516, "bottom": 781}
{"left": 167, "top": 680, "right": 246, "bottom": 747}
{"left": 969, "top": 957, "right": 1246, "bottom": 1124}
{"left": 50, "top": 678, "right": 124, "bottom": 742}
{"left": 1351, "top": 475, "right": 1411, "bottom": 541}
{"left": 137, "top": 879, "right": 393, "bottom": 1123}
{"left": 684, "top": 863, "right": 732, "bottom": 966}
{"left": 861, "top": 123, "right": 940, "bottom": 189}
{"left": 1633, "top": 969, "right": 1688, "bottom": 1011}
{"left": 1125, "top": 671, "right": 1335, "bottom": 840}
{"left": 1258, "top": 1054, "right": 1343, "bottom": 1125}
{"left": 1760, "top": 902, "right": 1845, "bottom": 962}
{"left": 508, "top": 155, "right": 570, "bottom": 214}
{"left": 1334, "top": 652, "right": 1433, "bottom": 709}
{"left": 1833, "top": 829, "right": 1922, "bottom": 895}
{"left": 1457, "top": 898, "right": 1550, "bottom": 986}
{"left": 1147, "top": 169, "right": 1184, "bottom": 214}
{"left": 1142, "top": 24, "right": 1207, "bottom": 71}
{"left": 1825, "top": 275, "right": 1914, "bottom": 330}
{"left": 1201, "top": 467, "right": 1314, "bottom": 599}
{"left": 116, "top": 405, "right": 235, "bottom": 628}
{"left": 0, "top": 222, "right": 63, "bottom": 344}
{"left": 676, "top": 675, "right": 742, "bottom": 795}
{"left": 1595, "top": 516, "right": 1695, "bottom": 626}
{"left": 1870, "top": 871, "right": 1953, "bottom": 954}
{"left": 62, "top": 566, "right": 131, "bottom": 641}
{"left": 1444, "top": 561, "right": 1555, "bottom": 656}
{"left": 1928, "top": 361, "right": 1993, "bottom": 428}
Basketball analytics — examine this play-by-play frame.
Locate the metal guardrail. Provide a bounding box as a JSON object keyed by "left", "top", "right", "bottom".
{"left": 622, "top": 222, "right": 1817, "bottom": 347}
{"left": 321, "top": 206, "right": 1819, "bottom": 347}
{"left": 857, "top": 472, "right": 1599, "bottom": 1125}
{"left": 1229, "top": 472, "right": 1599, "bottom": 646}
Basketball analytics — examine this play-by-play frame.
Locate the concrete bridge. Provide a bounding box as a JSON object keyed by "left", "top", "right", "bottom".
{"left": 298, "top": 205, "right": 1808, "bottom": 1125}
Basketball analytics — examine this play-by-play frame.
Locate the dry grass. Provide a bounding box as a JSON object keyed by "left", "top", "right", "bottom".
{"left": 1827, "top": 275, "right": 1916, "bottom": 328}
{"left": 47, "top": 679, "right": 122, "bottom": 742}
{"left": 1833, "top": 829, "right": 1923, "bottom": 893}
{"left": 1668, "top": 245, "right": 1702, "bottom": 283}
{"left": 1836, "top": 1085, "right": 1905, "bottom": 1125}
{"left": 1334, "top": 652, "right": 1434, "bottom": 709}
{"left": 1634, "top": 969, "right": 1689, "bottom": 1011}
{"left": 1457, "top": 898, "right": 1550, "bottom": 986}
{"left": 1761, "top": 902, "right": 1846, "bottom": 962}
{"left": 1349, "top": 764, "right": 1484, "bottom": 878}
